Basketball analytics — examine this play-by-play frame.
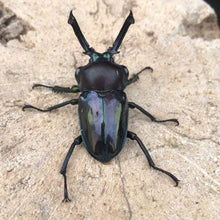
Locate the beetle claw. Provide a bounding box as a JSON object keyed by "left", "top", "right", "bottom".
{"left": 174, "top": 179, "right": 180, "bottom": 187}
{"left": 175, "top": 120, "right": 179, "bottom": 126}
{"left": 62, "top": 197, "right": 71, "bottom": 203}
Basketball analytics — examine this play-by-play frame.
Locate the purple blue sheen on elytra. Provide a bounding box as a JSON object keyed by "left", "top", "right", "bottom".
{"left": 78, "top": 90, "right": 128, "bottom": 162}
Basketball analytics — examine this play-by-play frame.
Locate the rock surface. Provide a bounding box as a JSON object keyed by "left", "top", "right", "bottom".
{"left": 0, "top": 2, "right": 32, "bottom": 44}
{"left": 1, "top": 0, "right": 219, "bottom": 219}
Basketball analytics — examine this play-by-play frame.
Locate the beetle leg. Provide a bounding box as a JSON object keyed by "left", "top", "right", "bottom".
{"left": 127, "top": 66, "right": 153, "bottom": 86}
{"left": 22, "top": 99, "right": 78, "bottom": 112}
{"left": 128, "top": 102, "right": 179, "bottom": 125}
{"left": 60, "top": 136, "right": 82, "bottom": 202}
{"left": 127, "top": 131, "right": 179, "bottom": 186}
{"left": 32, "top": 84, "right": 80, "bottom": 93}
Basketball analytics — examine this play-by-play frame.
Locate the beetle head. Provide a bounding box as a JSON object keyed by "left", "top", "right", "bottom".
{"left": 88, "top": 51, "right": 113, "bottom": 63}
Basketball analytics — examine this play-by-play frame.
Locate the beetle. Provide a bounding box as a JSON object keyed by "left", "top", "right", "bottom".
{"left": 23, "top": 10, "right": 179, "bottom": 202}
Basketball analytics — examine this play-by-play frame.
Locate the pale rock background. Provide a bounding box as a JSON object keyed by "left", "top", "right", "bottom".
{"left": 0, "top": 0, "right": 219, "bottom": 219}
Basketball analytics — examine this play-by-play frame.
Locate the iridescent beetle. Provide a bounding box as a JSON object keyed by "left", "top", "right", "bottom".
{"left": 23, "top": 11, "right": 179, "bottom": 202}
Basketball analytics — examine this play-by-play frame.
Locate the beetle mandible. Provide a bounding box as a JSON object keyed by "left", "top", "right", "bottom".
{"left": 23, "top": 10, "right": 179, "bottom": 202}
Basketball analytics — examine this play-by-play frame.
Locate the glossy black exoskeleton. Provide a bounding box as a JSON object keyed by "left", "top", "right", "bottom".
{"left": 23, "top": 11, "right": 179, "bottom": 202}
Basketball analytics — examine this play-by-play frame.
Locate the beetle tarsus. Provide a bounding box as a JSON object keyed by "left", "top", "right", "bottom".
{"left": 150, "top": 165, "right": 180, "bottom": 186}
{"left": 153, "top": 118, "right": 179, "bottom": 126}
{"left": 127, "top": 131, "right": 179, "bottom": 186}
{"left": 32, "top": 84, "right": 52, "bottom": 90}
{"left": 61, "top": 173, "right": 71, "bottom": 202}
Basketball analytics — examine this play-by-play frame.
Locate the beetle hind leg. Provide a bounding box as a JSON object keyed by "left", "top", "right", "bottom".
{"left": 127, "top": 131, "right": 179, "bottom": 186}
{"left": 60, "top": 136, "right": 82, "bottom": 202}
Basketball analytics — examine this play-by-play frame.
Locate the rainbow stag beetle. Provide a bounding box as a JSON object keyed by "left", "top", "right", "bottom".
{"left": 23, "top": 10, "right": 179, "bottom": 202}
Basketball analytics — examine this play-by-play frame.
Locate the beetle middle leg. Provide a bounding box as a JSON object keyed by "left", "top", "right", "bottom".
{"left": 127, "top": 66, "right": 153, "bottom": 86}
{"left": 60, "top": 135, "right": 82, "bottom": 202}
{"left": 22, "top": 99, "right": 78, "bottom": 112}
{"left": 127, "top": 131, "right": 179, "bottom": 186}
{"left": 32, "top": 84, "right": 80, "bottom": 93}
{"left": 128, "top": 102, "right": 179, "bottom": 125}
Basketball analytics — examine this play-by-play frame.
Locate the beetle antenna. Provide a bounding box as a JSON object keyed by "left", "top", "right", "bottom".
{"left": 108, "top": 11, "right": 135, "bottom": 55}
{"left": 68, "top": 10, "right": 94, "bottom": 56}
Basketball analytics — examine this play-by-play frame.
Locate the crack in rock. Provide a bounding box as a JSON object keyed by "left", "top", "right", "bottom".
{"left": 117, "top": 158, "right": 132, "bottom": 220}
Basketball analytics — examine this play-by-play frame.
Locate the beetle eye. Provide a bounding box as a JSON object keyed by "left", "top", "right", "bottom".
{"left": 103, "top": 53, "right": 110, "bottom": 59}
{"left": 75, "top": 68, "right": 81, "bottom": 78}
{"left": 92, "top": 54, "right": 99, "bottom": 60}
{"left": 122, "top": 65, "right": 129, "bottom": 76}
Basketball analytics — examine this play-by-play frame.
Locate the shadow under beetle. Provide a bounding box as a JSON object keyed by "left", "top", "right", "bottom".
{"left": 23, "top": 10, "right": 179, "bottom": 202}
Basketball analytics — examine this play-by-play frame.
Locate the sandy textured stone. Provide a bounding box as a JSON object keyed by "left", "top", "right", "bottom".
{"left": 1, "top": 0, "right": 219, "bottom": 219}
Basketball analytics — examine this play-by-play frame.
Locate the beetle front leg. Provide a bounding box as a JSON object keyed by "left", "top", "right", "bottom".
{"left": 32, "top": 84, "right": 80, "bottom": 93}
{"left": 22, "top": 99, "right": 78, "bottom": 112}
{"left": 127, "top": 66, "right": 153, "bottom": 86}
{"left": 127, "top": 131, "right": 179, "bottom": 186}
{"left": 60, "top": 136, "right": 82, "bottom": 202}
{"left": 128, "top": 102, "right": 179, "bottom": 125}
